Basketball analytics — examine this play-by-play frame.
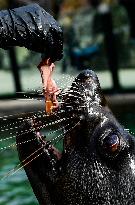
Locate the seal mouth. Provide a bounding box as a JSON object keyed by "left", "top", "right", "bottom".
{"left": 34, "top": 69, "right": 106, "bottom": 159}
{"left": 33, "top": 86, "right": 85, "bottom": 159}
{"left": 36, "top": 131, "right": 62, "bottom": 160}
{"left": 35, "top": 108, "right": 83, "bottom": 160}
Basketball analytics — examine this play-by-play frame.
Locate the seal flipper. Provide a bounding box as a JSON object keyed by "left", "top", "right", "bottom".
{"left": 16, "top": 120, "right": 58, "bottom": 205}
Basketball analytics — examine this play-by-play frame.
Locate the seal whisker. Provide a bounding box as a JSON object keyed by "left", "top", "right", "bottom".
{"left": 0, "top": 137, "right": 38, "bottom": 152}
{"left": 0, "top": 109, "right": 59, "bottom": 129}
{"left": 0, "top": 116, "right": 74, "bottom": 143}
{"left": 0, "top": 110, "right": 46, "bottom": 122}
{"left": 0, "top": 85, "right": 81, "bottom": 131}
{"left": 0, "top": 107, "right": 74, "bottom": 136}
{"left": 40, "top": 117, "right": 76, "bottom": 143}
{"left": 63, "top": 90, "right": 84, "bottom": 99}
{"left": 1, "top": 149, "right": 45, "bottom": 181}
{"left": 0, "top": 110, "right": 47, "bottom": 134}
{"left": 1, "top": 119, "right": 81, "bottom": 180}
{"left": 51, "top": 120, "right": 81, "bottom": 147}
{"left": 0, "top": 142, "right": 16, "bottom": 153}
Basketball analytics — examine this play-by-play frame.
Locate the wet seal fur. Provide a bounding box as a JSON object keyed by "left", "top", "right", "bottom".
{"left": 17, "top": 70, "right": 135, "bottom": 205}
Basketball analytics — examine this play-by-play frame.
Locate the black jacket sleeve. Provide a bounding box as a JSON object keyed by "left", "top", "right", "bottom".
{"left": 0, "top": 3, "right": 63, "bottom": 62}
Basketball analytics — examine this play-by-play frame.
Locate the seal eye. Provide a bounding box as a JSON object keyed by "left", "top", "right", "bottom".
{"left": 101, "top": 134, "right": 120, "bottom": 155}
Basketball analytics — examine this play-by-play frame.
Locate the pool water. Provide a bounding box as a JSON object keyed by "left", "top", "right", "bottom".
{"left": 118, "top": 112, "right": 135, "bottom": 134}
{"left": 0, "top": 153, "right": 38, "bottom": 204}
{"left": 0, "top": 119, "right": 63, "bottom": 205}
{"left": 0, "top": 143, "right": 38, "bottom": 205}
{"left": 0, "top": 113, "right": 135, "bottom": 205}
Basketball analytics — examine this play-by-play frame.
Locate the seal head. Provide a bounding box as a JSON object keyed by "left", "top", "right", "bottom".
{"left": 17, "top": 70, "right": 135, "bottom": 205}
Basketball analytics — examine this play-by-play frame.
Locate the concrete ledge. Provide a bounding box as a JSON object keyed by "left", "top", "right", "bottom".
{"left": 0, "top": 94, "right": 135, "bottom": 118}
{"left": 106, "top": 94, "right": 135, "bottom": 114}
{"left": 0, "top": 99, "right": 44, "bottom": 118}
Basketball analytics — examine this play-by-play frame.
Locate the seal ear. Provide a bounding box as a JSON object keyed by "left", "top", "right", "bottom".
{"left": 75, "top": 69, "right": 107, "bottom": 107}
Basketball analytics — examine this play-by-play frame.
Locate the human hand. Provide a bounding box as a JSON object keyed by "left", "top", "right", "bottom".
{"left": 38, "top": 58, "right": 60, "bottom": 113}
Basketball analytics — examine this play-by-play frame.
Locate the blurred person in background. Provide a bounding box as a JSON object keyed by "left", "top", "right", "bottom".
{"left": 59, "top": 0, "right": 102, "bottom": 71}
{"left": 94, "top": 0, "right": 130, "bottom": 65}
{"left": 119, "top": 0, "right": 135, "bottom": 40}
{"left": 60, "top": 0, "right": 129, "bottom": 89}
{"left": 92, "top": 0, "right": 130, "bottom": 90}
{"left": 59, "top": 0, "right": 88, "bottom": 71}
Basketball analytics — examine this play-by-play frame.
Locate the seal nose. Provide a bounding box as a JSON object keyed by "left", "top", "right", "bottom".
{"left": 76, "top": 69, "right": 96, "bottom": 82}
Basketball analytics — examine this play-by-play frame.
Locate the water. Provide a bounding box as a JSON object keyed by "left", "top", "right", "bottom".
{"left": 0, "top": 117, "right": 64, "bottom": 205}
{"left": 0, "top": 123, "right": 38, "bottom": 205}
{"left": 118, "top": 112, "right": 135, "bottom": 134}
{"left": 0, "top": 147, "right": 38, "bottom": 205}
